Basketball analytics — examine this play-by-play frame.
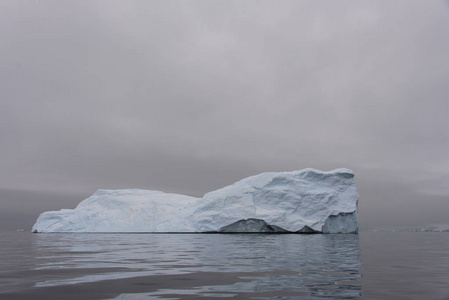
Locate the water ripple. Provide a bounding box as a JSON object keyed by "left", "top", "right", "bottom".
{"left": 30, "top": 233, "right": 361, "bottom": 299}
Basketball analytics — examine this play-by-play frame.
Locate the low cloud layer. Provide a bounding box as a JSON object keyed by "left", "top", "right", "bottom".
{"left": 1, "top": 1, "right": 449, "bottom": 230}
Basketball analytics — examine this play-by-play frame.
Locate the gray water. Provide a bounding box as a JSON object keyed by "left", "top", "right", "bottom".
{"left": 0, "top": 232, "right": 448, "bottom": 299}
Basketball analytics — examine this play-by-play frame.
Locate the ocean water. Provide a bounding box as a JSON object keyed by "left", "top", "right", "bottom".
{"left": 0, "top": 232, "right": 448, "bottom": 299}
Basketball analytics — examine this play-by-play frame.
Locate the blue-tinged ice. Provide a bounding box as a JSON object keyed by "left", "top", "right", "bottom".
{"left": 32, "top": 168, "right": 359, "bottom": 233}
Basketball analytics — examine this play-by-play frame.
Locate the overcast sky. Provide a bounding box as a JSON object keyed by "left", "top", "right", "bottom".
{"left": 1, "top": 0, "right": 448, "bottom": 230}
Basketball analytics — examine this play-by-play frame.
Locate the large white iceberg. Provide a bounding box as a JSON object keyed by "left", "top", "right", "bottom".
{"left": 32, "top": 168, "right": 359, "bottom": 233}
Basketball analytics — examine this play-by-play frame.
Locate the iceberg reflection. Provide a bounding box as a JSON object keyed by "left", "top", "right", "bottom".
{"left": 34, "top": 233, "right": 361, "bottom": 299}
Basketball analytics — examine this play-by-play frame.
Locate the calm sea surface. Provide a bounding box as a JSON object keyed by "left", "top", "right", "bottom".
{"left": 0, "top": 232, "right": 448, "bottom": 299}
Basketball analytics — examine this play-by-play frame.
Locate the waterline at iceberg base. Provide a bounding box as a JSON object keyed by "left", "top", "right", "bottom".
{"left": 32, "top": 168, "right": 359, "bottom": 234}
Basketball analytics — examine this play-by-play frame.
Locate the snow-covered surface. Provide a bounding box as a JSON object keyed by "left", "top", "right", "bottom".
{"left": 32, "top": 168, "right": 359, "bottom": 233}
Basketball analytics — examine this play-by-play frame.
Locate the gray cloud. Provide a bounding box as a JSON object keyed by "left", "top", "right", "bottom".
{"left": 1, "top": 0, "right": 449, "bottom": 230}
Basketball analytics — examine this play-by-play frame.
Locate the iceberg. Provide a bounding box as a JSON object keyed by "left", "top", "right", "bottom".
{"left": 32, "top": 168, "right": 359, "bottom": 233}
{"left": 417, "top": 224, "right": 449, "bottom": 232}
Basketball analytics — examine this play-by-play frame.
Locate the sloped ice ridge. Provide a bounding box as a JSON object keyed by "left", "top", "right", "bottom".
{"left": 32, "top": 168, "right": 359, "bottom": 233}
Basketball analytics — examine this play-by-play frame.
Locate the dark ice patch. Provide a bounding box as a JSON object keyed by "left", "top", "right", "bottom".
{"left": 218, "top": 218, "right": 290, "bottom": 233}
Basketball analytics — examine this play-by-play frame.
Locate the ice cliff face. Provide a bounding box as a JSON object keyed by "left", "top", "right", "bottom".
{"left": 32, "top": 168, "right": 359, "bottom": 233}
